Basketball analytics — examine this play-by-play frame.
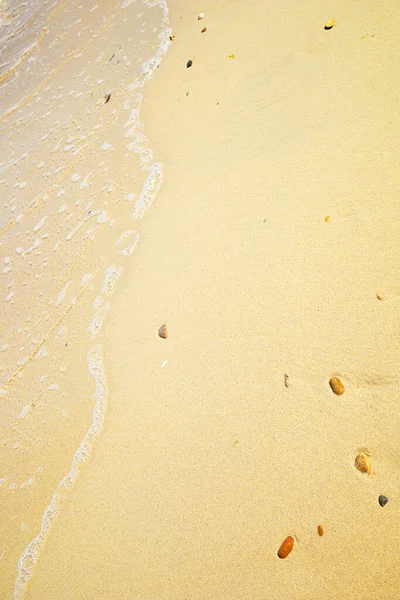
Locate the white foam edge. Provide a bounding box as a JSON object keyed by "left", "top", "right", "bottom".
{"left": 13, "top": 344, "right": 108, "bottom": 600}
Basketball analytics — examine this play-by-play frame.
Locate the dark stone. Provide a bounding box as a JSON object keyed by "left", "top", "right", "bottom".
{"left": 186, "top": 60, "right": 193, "bottom": 68}
{"left": 378, "top": 495, "right": 388, "bottom": 507}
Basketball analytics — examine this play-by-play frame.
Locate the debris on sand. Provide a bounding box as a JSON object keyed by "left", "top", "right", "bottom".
{"left": 324, "top": 19, "right": 335, "bottom": 30}
{"left": 158, "top": 324, "right": 168, "bottom": 339}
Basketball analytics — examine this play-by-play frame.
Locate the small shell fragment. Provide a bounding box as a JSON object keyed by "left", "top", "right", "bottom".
{"left": 284, "top": 374, "right": 289, "bottom": 388}
{"left": 355, "top": 452, "right": 371, "bottom": 475}
{"left": 277, "top": 535, "right": 295, "bottom": 559}
{"left": 317, "top": 525, "right": 324, "bottom": 537}
{"left": 329, "top": 376, "right": 345, "bottom": 395}
{"left": 324, "top": 19, "right": 335, "bottom": 30}
{"left": 197, "top": 12, "right": 205, "bottom": 20}
{"left": 158, "top": 324, "right": 168, "bottom": 339}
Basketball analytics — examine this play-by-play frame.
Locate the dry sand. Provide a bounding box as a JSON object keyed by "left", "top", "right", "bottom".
{"left": 2, "top": 0, "right": 400, "bottom": 598}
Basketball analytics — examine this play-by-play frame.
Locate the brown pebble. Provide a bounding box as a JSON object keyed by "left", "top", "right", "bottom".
{"left": 169, "top": 34, "right": 175, "bottom": 41}
{"left": 104, "top": 93, "right": 111, "bottom": 104}
{"left": 201, "top": 27, "right": 207, "bottom": 33}
{"left": 376, "top": 292, "right": 385, "bottom": 301}
{"left": 329, "top": 376, "right": 345, "bottom": 395}
{"left": 284, "top": 374, "right": 289, "bottom": 388}
{"left": 277, "top": 535, "right": 295, "bottom": 559}
{"left": 317, "top": 525, "right": 324, "bottom": 537}
{"left": 355, "top": 452, "right": 371, "bottom": 475}
{"left": 158, "top": 324, "right": 168, "bottom": 339}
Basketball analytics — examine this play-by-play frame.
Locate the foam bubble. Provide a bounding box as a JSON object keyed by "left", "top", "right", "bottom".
{"left": 56, "top": 280, "right": 73, "bottom": 307}
{"left": 19, "top": 406, "right": 30, "bottom": 419}
{"left": 33, "top": 217, "right": 47, "bottom": 233}
{"left": 102, "top": 266, "right": 122, "bottom": 296}
{"left": 81, "top": 273, "right": 93, "bottom": 287}
{"left": 132, "top": 162, "right": 163, "bottom": 219}
{"left": 88, "top": 302, "right": 110, "bottom": 339}
{"left": 125, "top": 193, "right": 136, "bottom": 202}
{"left": 115, "top": 230, "right": 139, "bottom": 256}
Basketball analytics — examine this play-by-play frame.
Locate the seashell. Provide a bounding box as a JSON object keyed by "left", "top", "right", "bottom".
{"left": 329, "top": 376, "right": 345, "bottom": 395}
{"left": 324, "top": 19, "right": 335, "bottom": 30}
{"left": 158, "top": 324, "right": 168, "bottom": 339}
{"left": 169, "top": 34, "right": 176, "bottom": 41}
{"left": 317, "top": 525, "right": 324, "bottom": 537}
{"left": 284, "top": 374, "right": 289, "bottom": 388}
{"left": 277, "top": 535, "right": 295, "bottom": 559}
{"left": 197, "top": 12, "right": 205, "bottom": 20}
{"left": 355, "top": 452, "right": 371, "bottom": 475}
{"left": 201, "top": 27, "right": 207, "bottom": 33}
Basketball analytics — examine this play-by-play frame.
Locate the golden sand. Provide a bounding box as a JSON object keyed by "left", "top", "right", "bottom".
{"left": 1, "top": 0, "right": 400, "bottom": 598}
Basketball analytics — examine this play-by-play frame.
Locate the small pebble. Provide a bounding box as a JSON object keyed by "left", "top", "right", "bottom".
{"left": 376, "top": 292, "right": 385, "bottom": 301}
{"left": 197, "top": 12, "right": 205, "bottom": 20}
{"left": 277, "top": 535, "right": 295, "bottom": 559}
{"left": 104, "top": 93, "right": 111, "bottom": 104}
{"left": 284, "top": 374, "right": 289, "bottom": 388}
{"left": 324, "top": 19, "right": 335, "bottom": 30}
{"left": 158, "top": 324, "right": 168, "bottom": 339}
{"left": 378, "top": 495, "right": 388, "bottom": 507}
{"left": 317, "top": 525, "right": 324, "bottom": 537}
{"left": 325, "top": 215, "right": 330, "bottom": 222}
{"left": 201, "top": 27, "right": 207, "bottom": 33}
{"left": 169, "top": 34, "right": 175, "bottom": 41}
{"left": 186, "top": 60, "right": 193, "bottom": 68}
{"left": 329, "top": 376, "right": 345, "bottom": 395}
{"left": 355, "top": 452, "right": 371, "bottom": 475}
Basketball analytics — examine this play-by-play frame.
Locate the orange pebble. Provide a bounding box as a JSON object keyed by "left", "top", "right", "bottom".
{"left": 201, "top": 27, "right": 207, "bottom": 33}
{"left": 317, "top": 525, "right": 324, "bottom": 536}
{"left": 277, "top": 535, "right": 295, "bottom": 559}
{"left": 355, "top": 452, "right": 371, "bottom": 475}
{"left": 329, "top": 376, "right": 345, "bottom": 395}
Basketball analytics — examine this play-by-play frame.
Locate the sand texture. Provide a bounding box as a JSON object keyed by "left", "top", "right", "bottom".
{"left": 1, "top": 0, "right": 400, "bottom": 598}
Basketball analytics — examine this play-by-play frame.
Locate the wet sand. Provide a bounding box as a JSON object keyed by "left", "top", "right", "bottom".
{"left": 2, "top": 0, "right": 400, "bottom": 598}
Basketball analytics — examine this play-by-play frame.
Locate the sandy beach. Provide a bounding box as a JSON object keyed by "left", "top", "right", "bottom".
{"left": 1, "top": 0, "right": 399, "bottom": 598}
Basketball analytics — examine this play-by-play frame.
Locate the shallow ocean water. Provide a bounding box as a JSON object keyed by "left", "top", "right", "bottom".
{"left": 0, "top": 0, "right": 170, "bottom": 596}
